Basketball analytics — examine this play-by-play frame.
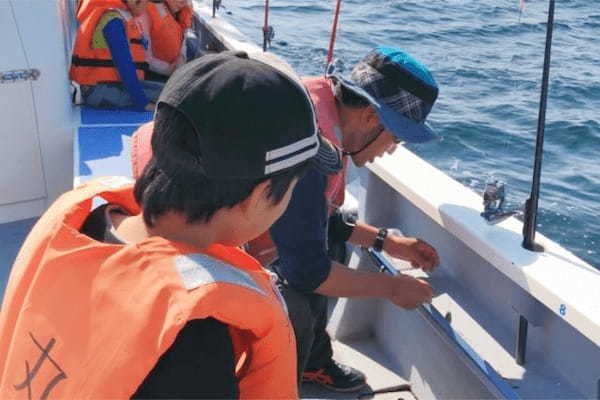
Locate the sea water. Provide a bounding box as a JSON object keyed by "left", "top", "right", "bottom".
{"left": 217, "top": 0, "right": 600, "bottom": 268}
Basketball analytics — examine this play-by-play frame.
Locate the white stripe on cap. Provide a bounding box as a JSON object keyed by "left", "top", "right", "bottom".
{"left": 265, "top": 134, "right": 318, "bottom": 161}
{"left": 264, "top": 144, "right": 319, "bottom": 174}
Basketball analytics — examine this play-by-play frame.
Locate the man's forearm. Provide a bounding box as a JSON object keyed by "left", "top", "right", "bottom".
{"left": 348, "top": 221, "right": 395, "bottom": 250}
{"left": 315, "top": 261, "right": 392, "bottom": 298}
{"left": 314, "top": 260, "right": 435, "bottom": 310}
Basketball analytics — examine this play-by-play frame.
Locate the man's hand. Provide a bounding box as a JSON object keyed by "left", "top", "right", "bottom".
{"left": 387, "top": 274, "right": 434, "bottom": 309}
{"left": 385, "top": 236, "right": 439, "bottom": 272}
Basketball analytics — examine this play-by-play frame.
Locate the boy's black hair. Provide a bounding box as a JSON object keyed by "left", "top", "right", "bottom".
{"left": 332, "top": 77, "right": 370, "bottom": 109}
{"left": 134, "top": 104, "right": 308, "bottom": 227}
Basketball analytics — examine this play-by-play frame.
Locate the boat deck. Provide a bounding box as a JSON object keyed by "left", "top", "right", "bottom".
{"left": 0, "top": 218, "right": 36, "bottom": 298}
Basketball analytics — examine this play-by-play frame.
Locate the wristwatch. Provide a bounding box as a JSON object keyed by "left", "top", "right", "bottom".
{"left": 373, "top": 228, "right": 388, "bottom": 252}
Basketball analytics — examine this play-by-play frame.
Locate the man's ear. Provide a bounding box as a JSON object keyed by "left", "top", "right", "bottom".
{"left": 237, "top": 180, "right": 271, "bottom": 217}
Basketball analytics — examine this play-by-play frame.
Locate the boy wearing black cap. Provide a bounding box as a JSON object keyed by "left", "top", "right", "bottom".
{"left": 0, "top": 51, "right": 336, "bottom": 398}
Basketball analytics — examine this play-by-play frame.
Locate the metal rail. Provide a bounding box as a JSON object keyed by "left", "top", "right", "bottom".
{"left": 364, "top": 247, "right": 520, "bottom": 399}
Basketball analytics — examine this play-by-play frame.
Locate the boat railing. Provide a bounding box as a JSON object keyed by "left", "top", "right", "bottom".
{"left": 365, "top": 247, "right": 520, "bottom": 400}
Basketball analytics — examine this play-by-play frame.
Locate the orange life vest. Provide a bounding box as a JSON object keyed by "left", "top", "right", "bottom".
{"left": 176, "top": 3, "right": 194, "bottom": 31}
{"left": 70, "top": 0, "right": 147, "bottom": 85}
{"left": 245, "top": 77, "right": 349, "bottom": 265}
{"left": 146, "top": 2, "right": 185, "bottom": 64}
{"left": 0, "top": 177, "right": 297, "bottom": 399}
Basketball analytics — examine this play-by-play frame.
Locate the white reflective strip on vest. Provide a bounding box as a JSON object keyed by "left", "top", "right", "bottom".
{"left": 175, "top": 253, "right": 266, "bottom": 295}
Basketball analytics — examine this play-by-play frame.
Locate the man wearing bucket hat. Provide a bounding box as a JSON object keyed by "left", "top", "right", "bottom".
{"left": 255, "top": 46, "right": 441, "bottom": 392}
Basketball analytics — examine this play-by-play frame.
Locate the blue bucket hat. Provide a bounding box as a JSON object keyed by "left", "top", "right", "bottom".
{"left": 331, "top": 46, "right": 439, "bottom": 143}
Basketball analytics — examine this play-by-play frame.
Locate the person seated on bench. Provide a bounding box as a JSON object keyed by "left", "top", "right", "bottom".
{"left": 136, "top": 0, "right": 195, "bottom": 81}
{"left": 145, "top": 0, "right": 200, "bottom": 80}
{"left": 70, "top": 0, "right": 162, "bottom": 111}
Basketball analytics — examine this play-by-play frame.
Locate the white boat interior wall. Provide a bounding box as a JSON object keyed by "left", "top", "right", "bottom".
{"left": 1, "top": 0, "right": 78, "bottom": 223}
{"left": 330, "top": 150, "right": 600, "bottom": 398}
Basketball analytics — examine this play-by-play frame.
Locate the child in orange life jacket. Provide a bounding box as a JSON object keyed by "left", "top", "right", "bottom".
{"left": 149, "top": 0, "right": 200, "bottom": 63}
{"left": 0, "top": 51, "right": 341, "bottom": 399}
{"left": 136, "top": 0, "right": 190, "bottom": 79}
{"left": 165, "top": 0, "right": 202, "bottom": 61}
{"left": 70, "top": 0, "right": 164, "bottom": 110}
{"left": 139, "top": 0, "right": 203, "bottom": 81}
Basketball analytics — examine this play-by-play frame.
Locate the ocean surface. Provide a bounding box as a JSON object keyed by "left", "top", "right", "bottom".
{"left": 217, "top": 0, "right": 600, "bottom": 268}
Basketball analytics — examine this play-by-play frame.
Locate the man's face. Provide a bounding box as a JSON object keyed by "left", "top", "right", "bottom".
{"left": 346, "top": 108, "right": 399, "bottom": 167}
{"left": 351, "top": 128, "right": 398, "bottom": 167}
{"left": 125, "top": 0, "right": 148, "bottom": 16}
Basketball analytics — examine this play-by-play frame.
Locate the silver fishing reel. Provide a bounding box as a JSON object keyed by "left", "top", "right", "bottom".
{"left": 480, "top": 180, "right": 523, "bottom": 225}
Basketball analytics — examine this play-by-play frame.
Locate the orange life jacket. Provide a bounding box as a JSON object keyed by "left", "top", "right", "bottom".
{"left": 146, "top": 2, "right": 185, "bottom": 64}
{"left": 176, "top": 3, "right": 194, "bottom": 31}
{"left": 70, "top": 0, "right": 147, "bottom": 85}
{"left": 0, "top": 177, "right": 297, "bottom": 399}
{"left": 245, "top": 77, "right": 349, "bottom": 265}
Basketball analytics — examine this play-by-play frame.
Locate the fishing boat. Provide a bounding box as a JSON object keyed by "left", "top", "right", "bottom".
{"left": 1, "top": 0, "right": 599, "bottom": 398}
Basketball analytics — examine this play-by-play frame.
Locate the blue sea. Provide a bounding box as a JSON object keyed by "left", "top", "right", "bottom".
{"left": 216, "top": 0, "right": 600, "bottom": 268}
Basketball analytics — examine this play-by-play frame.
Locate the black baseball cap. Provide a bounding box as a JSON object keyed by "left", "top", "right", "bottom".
{"left": 155, "top": 50, "right": 342, "bottom": 179}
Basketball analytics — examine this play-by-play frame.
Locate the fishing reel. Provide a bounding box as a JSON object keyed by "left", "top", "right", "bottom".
{"left": 480, "top": 180, "right": 523, "bottom": 225}
{"left": 262, "top": 25, "right": 275, "bottom": 48}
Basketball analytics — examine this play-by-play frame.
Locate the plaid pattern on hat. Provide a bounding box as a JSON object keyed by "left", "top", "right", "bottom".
{"left": 334, "top": 46, "right": 439, "bottom": 143}
{"left": 351, "top": 62, "right": 427, "bottom": 122}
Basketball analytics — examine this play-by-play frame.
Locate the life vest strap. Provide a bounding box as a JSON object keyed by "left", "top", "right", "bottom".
{"left": 71, "top": 55, "right": 149, "bottom": 71}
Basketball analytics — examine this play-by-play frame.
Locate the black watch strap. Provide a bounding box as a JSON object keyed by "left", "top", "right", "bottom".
{"left": 373, "top": 228, "right": 388, "bottom": 252}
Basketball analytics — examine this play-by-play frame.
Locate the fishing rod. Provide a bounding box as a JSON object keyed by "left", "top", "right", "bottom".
{"left": 325, "top": 0, "right": 343, "bottom": 67}
{"left": 212, "top": 0, "right": 222, "bottom": 18}
{"left": 262, "top": 0, "right": 274, "bottom": 51}
{"left": 522, "top": 0, "right": 556, "bottom": 252}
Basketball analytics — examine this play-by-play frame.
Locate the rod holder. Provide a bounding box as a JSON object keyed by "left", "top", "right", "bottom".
{"left": 515, "top": 315, "right": 528, "bottom": 365}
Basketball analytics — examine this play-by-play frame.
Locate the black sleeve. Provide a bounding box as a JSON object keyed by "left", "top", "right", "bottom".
{"left": 80, "top": 203, "right": 110, "bottom": 241}
{"left": 327, "top": 210, "right": 356, "bottom": 243}
{"left": 132, "top": 318, "right": 239, "bottom": 399}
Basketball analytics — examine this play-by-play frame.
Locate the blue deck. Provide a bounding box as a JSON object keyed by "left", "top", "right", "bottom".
{"left": 77, "top": 107, "right": 152, "bottom": 182}
{"left": 1, "top": 107, "right": 151, "bottom": 302}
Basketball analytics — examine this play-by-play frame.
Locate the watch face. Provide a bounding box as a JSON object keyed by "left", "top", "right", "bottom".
{"left": 374, "top": 228, "right": 388, "bottom": 252}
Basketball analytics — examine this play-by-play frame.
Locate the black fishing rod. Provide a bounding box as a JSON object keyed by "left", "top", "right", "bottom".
{"left": 212, "top": 0, "right": 221, "bottom": 18}
{"left": 522, "top": 0, "right": 556, "bottom": 252}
